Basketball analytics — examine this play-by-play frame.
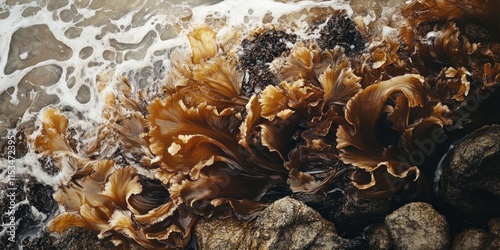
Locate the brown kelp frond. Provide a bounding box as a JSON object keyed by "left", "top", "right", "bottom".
{"left": 259, "top": 80, "right": 321, "bottom": 121}
{"left": 101, "top": 166, "right": 143, "bottom": 211}
{"left": 192, "top": 56, "right": 243, "bottom": 101}
{"left": 34, "top": 107, "right": 72, "bottom": 155}
{"left": 168, "top": 165, "right": 279, "bottom": 216}
{"left": 336, "top": 74, "right": 450, "bottom": 191}
{"left": 97, "top": 74, "right": 158, "bottom": 166}
{"left": 371, "top": 39, "right": 406, "bottom": 70}
{"left": 239, "top": 95, "right": 296, "bottom": 163}
{"left": 281, "top": 42, "right": 330, "bottom": 85}
{"left": 318, "top": 51, "right": 362, "bottom": 106}
{"left": 403, "top": 0, "right": 500, "bottom": 39}
{"left": 147, "top": 91, "right": 287, "bottom": 219}
{"left": 337, "top": 74, "right": 427, "bottom": 167}
{"left": 163, "top": 25, "right": 247, "bottom": 108}
{"left": 147, "top": 95, "right": 241, "bottom": 174}
{"left": 355, "top": 37, "right": 415, "bottom": 88}
{"left": 188, "top": 25, "right": 218, "bottom": 64}
{"left": 48, "top": 212, "right": 90, "bottom": 234}
{"left": 41, "top": 4, "right": 500, "bottom": 246}
{"left": 51, "top": 161, "right": 194, "bottom": 249}
{"left": 433, "top": 67, "right": 470, "bottom": 101}
{"left": 484, "top": 63, "right": 500, "bottom": 87}
{"left": 416, "top": 22, "right": 475, "bottom": 68}
{"left": 33, "top": 108, "right": 98, "bottom": 178}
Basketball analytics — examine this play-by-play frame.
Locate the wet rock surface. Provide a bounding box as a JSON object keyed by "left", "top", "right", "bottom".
{"left": 292, "top": 191, "right": 393, "bottom": 237}
{"left": 385, "top": 202, "right": 450, "bottom": 250}
{"left": 490, "top": 217, "right": 500, "bottom": 237}
{"left": 195, "top": 196, "right": 365, "bottom": 249}
{"left": 451, "top": 227, "right": 500, "bottom": 250}
{"left": 365, "top": 223, "right": 393, "bottom": 250}
{"left": 436, "top": 125, "right": 500, "bottom": 221}
{"left": 5, "top": 24, "right": 72, "bottom": 74}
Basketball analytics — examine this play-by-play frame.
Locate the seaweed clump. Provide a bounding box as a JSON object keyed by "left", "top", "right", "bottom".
{"left": 318, "top": 14, "right": 365, "bottom": 54}
{"left": 239, "top": 29, "right": 297, "bottom": 96}
{"left": 30, "top": 1, "right": 500, "bottom": 249}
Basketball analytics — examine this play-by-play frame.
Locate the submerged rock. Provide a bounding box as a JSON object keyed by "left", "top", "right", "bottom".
{"left": 195, "top": 196, "right": 364, "bottom": 249}
{"left": 436, "top": 125, "right": 500, "bottom": 221}
{"left": 385, "top": 202, "right": 450, "bottom": 250}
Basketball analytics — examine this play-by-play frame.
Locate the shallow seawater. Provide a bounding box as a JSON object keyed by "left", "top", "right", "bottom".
{"left": 0, "top": 0, "right": 407, "bottom": 248}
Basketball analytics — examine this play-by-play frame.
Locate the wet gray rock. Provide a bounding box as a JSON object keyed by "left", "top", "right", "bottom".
{"left": 385, "top": 202, "right": 450, "bottom": 250}
{"left": 489, "top": 217, "right": 500, "bottom": 238}
{"left": 436, "top": 125, "right": 500, "bottom": 219}
{"left": 365, "top": 223, "right": 393, "bottom": 250}
{"left": 451, "top": 227, "right": 500, "bottom": 250}
{"left": 195, "top": 196, "right": 362, "bottom": 250}
{"left": 5, "top": 24, "right": 72, "bottom": 74}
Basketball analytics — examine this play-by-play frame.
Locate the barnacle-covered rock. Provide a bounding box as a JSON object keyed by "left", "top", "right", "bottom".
{"left": 317, "top": 13, "right": 365, "bottom": 54}
{"left": 239, "top": 28, "right": 297, "bottom": 96}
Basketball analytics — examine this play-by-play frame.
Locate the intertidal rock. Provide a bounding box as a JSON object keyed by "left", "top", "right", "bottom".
{"left": 385, "top": 202, "right": 450, "bottom": 250}
{"left": 490, "top": 217, "right": 500, "bottom": 238}
{"left": 451, "top": 227, "right": 500, "bottom": 250}
{"left": 436, "top": 125, "right": 500, "bottom": 220}
{"left": 364, "top": 223, "right": 393, "bottom": 250}
{"left": 194, "top": 197, "right": 364, "bottom": 249}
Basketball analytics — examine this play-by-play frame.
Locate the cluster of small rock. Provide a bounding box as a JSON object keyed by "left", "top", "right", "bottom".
{"left": 195, "top": 199, "right": 500, "bottom": 250}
